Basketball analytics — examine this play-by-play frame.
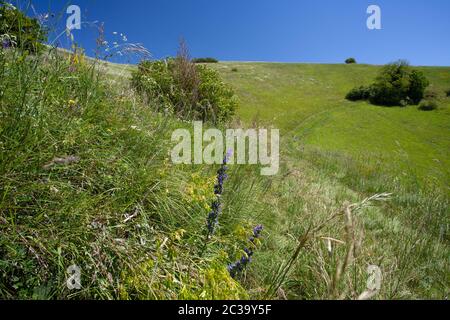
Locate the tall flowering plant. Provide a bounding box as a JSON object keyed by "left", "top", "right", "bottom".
{"left": 228, "top": 225, "right": 264, "bottom": 278}
{"left": 206, "top": 151, "right": 231, "bottom": 239}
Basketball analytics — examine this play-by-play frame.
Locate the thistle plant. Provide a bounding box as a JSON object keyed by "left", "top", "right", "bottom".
{"left": 228, "top": 225, "right": 264, "bottom": 278}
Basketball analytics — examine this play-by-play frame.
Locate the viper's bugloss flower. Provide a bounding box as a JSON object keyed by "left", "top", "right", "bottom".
{"left": 214, "top": 150, "right": 231, "bottom": 196}
{"left": 206, "top": 199, "right": 222, "bottom": 235}
{"left": 206, "top": 151, "right": 231, "bottom": 237}
{"left": 249, "top": 225, "right": 263, "bottom": 243}
{"left": 2, "top": 39, "right": 11, "bottom": 49}
{"left": 253, "top": 225, "right": 263, "bottom": 235}
{"left": 214, "top": 169, "right": 227, "bottom": 195}
{"left": 228, "top": 225, "right": 264, "bottom": 278}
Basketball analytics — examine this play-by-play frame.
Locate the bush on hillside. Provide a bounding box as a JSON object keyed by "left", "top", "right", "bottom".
{"left": 345, "top": 57, "right": 356, "bottom": 64}
{"left": 445, "top": 89, "right": 450, "bottom": 97}
{"left": 418, "top": 99, "right": 438, "bottom": 111}
{"left": 192, "top": 57, "right": 219, "bottom": 63}
{"left": 407, "top": 69, "right": 431, "bottom": 104}
{"left": 345, "top": 85, "right": 372, "bottom": 101}
{"left": 0, "top": 1, "right": 47, "bottom": 53}
{"left": 346, "top": 60, "right": 430, "bottom": 106}
{"left": 132, "top": 42, "right": 236, "bottom": 124}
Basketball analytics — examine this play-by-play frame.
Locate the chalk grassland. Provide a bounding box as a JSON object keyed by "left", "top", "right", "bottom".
{"left": 0, "top": 50, "right": 261, "bottom": 299}
{"left": 105, "top": 60, "right": 450, "bottom": 298}
{"left": 206, "top": 62, "right": 450, "bottom": 299}
{"left": 210, "top": 62, "right": 450, "bottom": 189}
{"left": 1, "top": 47, "right": 448, "bottom": 300}
{"left": 77, "top": 60, "right": 450, "bottom": 299}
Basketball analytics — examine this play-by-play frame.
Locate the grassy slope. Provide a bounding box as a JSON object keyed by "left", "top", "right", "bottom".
{"left": 205, "top": 62, "right": 450, "bottom": 298}
{"left": 2, "top": 49, "right": 448, "bottom": 300}
{"left": 210, "top": 62, "right": 450, "bottom": 189}
{"left": 0, "top": 51, "right": 263, "bottom": 300}
{"left": 104, "top": 60, "right": 449, "bottom": 298}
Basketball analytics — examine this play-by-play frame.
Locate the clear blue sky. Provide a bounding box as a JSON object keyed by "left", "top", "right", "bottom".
{"left": 16, "top": 0, "right": 450, "bottom": 66}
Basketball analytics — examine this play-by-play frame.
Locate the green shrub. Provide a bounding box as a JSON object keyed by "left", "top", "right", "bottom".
{"left": 231, "top": 67, "right": 238, "bottom": 72}
{"left": 418, "top": 100, "right": 438, "bottom": 111}
{"left": 196, "top": 65, "right": 237, "bottom": 122}
{"left": 345, "top": 57, "right": 356, "bottom": 64}
{"left": 407, "top": 69, "right": 430, "bottom": 104}
{"left": 0, "top": 1, "right": 47, "bottom": 53}
{"left": 369, "top": 60, "right": 410, "bottom": 106}
{"left": 346, "top": 60, "right": 429, "bottom": 106}
{"left": 132, "top": 58, "right": 237, "bottom": 123}
{"left": 445, "top": 89, "right": 450, "bottom": 97}
{"left": 345, "top": 85, "right": 372, "bottom": 101}
{"left": 192, "top": 57, "right": 219, "bottom": 63}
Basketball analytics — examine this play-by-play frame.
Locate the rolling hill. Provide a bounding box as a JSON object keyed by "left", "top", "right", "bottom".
{"left": 208, "top": 62, "right": 450, "bottom": 190}
{"left": 2, "top": 49, "right": 448, "bottom": 299}
{"left": 101, "top": 60, "right": 450, "bottom": 298}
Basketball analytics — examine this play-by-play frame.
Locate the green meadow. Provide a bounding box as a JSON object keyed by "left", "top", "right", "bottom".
{"left": 109, "top": 60, "right": 450, "bottom": 298}
{"left": 207, "top": 62, "right": 450, "bottom": 299}
{"left": 1, "top": 0, "right": 449, "bottom": 301}
{"left": 1, "top": 47, "right": 449, "bottom": 299}
{"left": 210, "top": 62, "right": 450, "bottom": 190}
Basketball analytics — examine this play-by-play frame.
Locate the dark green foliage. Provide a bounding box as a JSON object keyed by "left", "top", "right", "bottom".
{"left": 345, "top": 57, "right": 356, "bottom": 64}
{"left": 231, "top": 67, "right": 238, "bottom": 72}
{"left": 192, "top": 57, "right": 219, "bottom": 63}
{"left": 0, "top": 2, "right": 47, "bottom": 53}
{"left": 418, "top": 100, "right": 438, "bottom": 111}
{"left": 345, "top": 85, "right": 372, "bottom": 101}
{"left": 369, "top": 60, "right": 411, "bottom": 106}
{"left": 445, "top": 89, "right": 450, "bottom": 97}
{"left": 407, "top": 69, "right": 430, "bottom": 105}
{"left": 346, "top": 60, "right": 429, "bottom": 106}
{"left": 132, "top": 59, "right": 237, "bottom": 124}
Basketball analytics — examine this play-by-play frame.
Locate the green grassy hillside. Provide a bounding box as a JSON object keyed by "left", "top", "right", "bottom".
{"left": 207, "top": 62, "right": 450, "bottom": 299}
{"left": 1, "top": 48, "right": 448, "bottom": 300}
{"left": 210, "top": 62, "right": 450, "bottom": 190}
{"left": 99, "top": 60, "right": 450, "bottom": 299}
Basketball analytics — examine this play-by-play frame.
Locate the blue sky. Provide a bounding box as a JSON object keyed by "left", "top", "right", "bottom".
{"left": 16, "top": 0, "right": 450, "bottom": 65}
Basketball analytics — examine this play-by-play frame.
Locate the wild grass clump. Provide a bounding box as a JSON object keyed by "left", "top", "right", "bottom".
{"left": 0, "top": 44, "right": 261, "bottom": 299}
{"left": 0, "top": 46, "right": 173, "bottom": 298}
{"left": 296, "top": 146, "right": 449, "bottom": 298}
{"left": 423, "top": 87, "right": 441, "bottom": 100}
{"left": 0, "top": 1, "right": 47, "bottom": 53}
{"left": 131, "top": 40, "right": 237, "bottom": 124}
{"left": 265, "top": 193, "right": 391, "bottom": 299}
{"left": 418, "top": 99, "right": 438, "bottom": 111}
